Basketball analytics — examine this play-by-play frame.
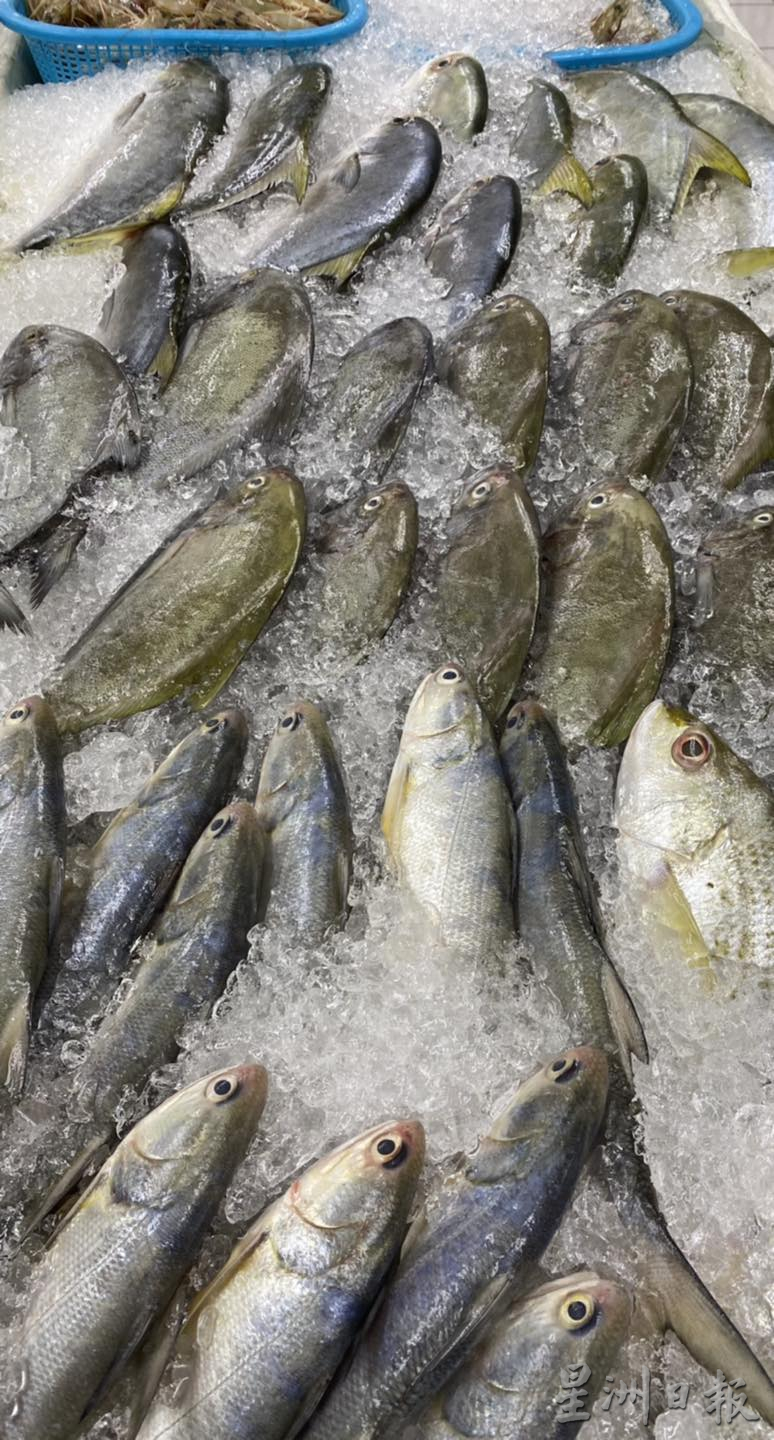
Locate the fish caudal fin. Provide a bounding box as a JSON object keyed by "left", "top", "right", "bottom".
{"left": 30, "top": 521, "right": 88, "bottom": 610}
{"left": 726, "top": 247, "right": 774, "bottom": 278}
{"left": 675, "top": 126, "right": 751, "bottom": 213}
{"left": 0, "top": 578, "right": 31, "bottom": 635}
{"left": 537, "top": 151, "right": 593, "bottom": 207}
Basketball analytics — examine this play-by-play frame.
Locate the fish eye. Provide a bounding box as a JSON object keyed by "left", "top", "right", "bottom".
{"left": 617, "top": 294, "right": 637, "bottom": 311}
{"left": 662, "top": 293, "right": 678, "bottom": 306}
{"left": 672, "top": 729, "right": 712, "bottom": 769}
{"left": 279, "top": 710, "right": 302, "bottom": 732}
{"left": 505, "top": 706, "right": 525, "bottom": 731}
{"left": 363, "top": 495, "right": 383, "bottom": 512}
{"left": 373, "top": 1133, "right": 406, "bottom": 1168}
{"left": 243, "top": 476, "right": 267, "bottom": 499}
{"left": 437, "top": 666, "right": 462, "bottom": 684}
{"left": 753, "top": 511, "right": 772, "bottom": 526}
{"left": 209, "top": 813, "right": 231, "bottom": 836}
{"left": 588, "top": 492, "right": 608, "bottom": 508}
{"left": 561, "top": 1293, "right": 597, "bottom": 1331}
{"left": 549, "top": 1055, "right": 579, "bottom": 1083}
{"left": 435, "top": 56, "right": 450, "bottom": 67}
{"left": 203, "top": 714, "right": 227, "bottom": 732}
{"left": 470, "top": 480, "right": 492, "bottom": 501}
{"left": 6, "top": 704, "right": 30, "bottom": 723}
{"left": 205, "top": 1073, "right": 240, "bottom": 1103}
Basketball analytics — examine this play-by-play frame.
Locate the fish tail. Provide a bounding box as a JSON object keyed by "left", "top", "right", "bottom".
{"left": 0, "top": 578, "right": 32, "bottom": 635}
{"left": 675, "top": 125, "right": 751, "bottom": 213}
{"left": 725, "top": 246, "right": 774, "bottom": 278}
{"left": 30, "top": 520, "right": 88, "bottom": 609}
{"left": 0, "top": 992, "right": 31, "bottom": 1100}
{"left": 537, "top": 150, "right": 593, "bottom": 207}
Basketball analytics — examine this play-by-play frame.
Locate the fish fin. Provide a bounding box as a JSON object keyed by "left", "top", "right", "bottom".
{"left": 22, "top": 1131, "right": 111, "bottom": 1237}
{"left": 0, "top": 579, "right": 32, "bottom": 636}
{"left": 30, "top": 520, "right": 88, "bottom": 609}
{"left": 537, "top": 151, "right": 593, "bottom": 207}
{"left": 330, "top": 151, "right": 362, "bottom": 192}
{"left": 413, "top": 1273, "right": 514, "bottom": 1395}
{"left": 601, "top": 955, "right": 649, "bottom": 1080}
{"left": 187, "top": 638, "right": 248, "bottom": 712}
{"left": 726, "top": 246, "right": 774, "bottom": 278}
{"left": 381, "top": 749, "right": 411, "bottom": 855}
{"left": 303, "top": 242, "right": 372, "bottom": 287}
{"left": 675, "top": 126, "right": 751, "bottom": 213}
{"left": 125, "top": 1283, "right": 190, "bottom": 1440}
{"left": 92, "top": 389, "right": 142, "bottom": 471}
{"left": 80, "top": 1297, "right": 162, "bottom": 1426}
{"left": 187, "top": 1217, "right": 271, "bottom": 1325}
{"left": 289, "top": 140, "right": 312, "bottom": 204}
{"left": 0, "top": 992, "right": 30, "bottom": 1100}
{"left": 148, "top": 330, "right": 179, "bottom": 387}
{"left": 647, "top": 861, "right": 714, "bottom": 977}
{"left": 48, "top": 853, "right": 65, "bottom": 942}
{"left": 114, "top": 91, "right": 146, "bottom": 129}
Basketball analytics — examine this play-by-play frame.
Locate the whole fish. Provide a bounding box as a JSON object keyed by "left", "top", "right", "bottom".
{"left": 0, "top": 697, "right": 64, "bottom": 1099}
{"left": 178, "top": 62, "right": 332, "bottom": 215}
{"left": 97, "top": 224, "right": 191, "bottom": 385}
{"left": 570, "top": 154, "right": 648, "bottom": 286}
{"left": 424, "top": 176, "right": 521, "bottom": 320}
{"left": 510, "top": 79, "right": 592, "bottom": 206}
{"left": 255, "top": 701, "right": 353, "bottom": 941}
{"left": 45, "top": 469, "right": 306, "bottom": 733}
{"left": 660, "top": 289, "right": 774, "bottom": 489}
{"left": 138, "top": 1117, "right": 425, "bottom": 1440}
{"left": 570, "top": 70, "right": 750, "bottom": 223}
{"left": 561, "top": 289, "right": 692, "bottom": 486}
{"left": 694, "top": 507, "right": 774, "bottom": 695}
{"left": 135, "top": 267, "right": 313, "bottom": 485}
{"left": 10, "top": 1063, "right": 267, "bottom": 1440}
{"left": 501, "top": 698, "right": 774, "bottom": 1427}
{"left": 255, "top": 117, "right": 442, "bottom": 285}
{"left": 0, "top": 324, "right": 141, "bottom": 628}
{"left": 418, "top": 1271, "right": 633, "bottom": 1440}
{"left": 15, "top": 60, "right": 229, "bottom": 253}
{"left": 527, "top": 479, "right": 674, "bottom": 748}
{"left": 382, "top": 663, "right": 514, "bottom": 959}
{"left": 419, "top": 464, "right": 540, "bottom": 721}
{"left": 326, "top": 317, "right": 432, "bottom": 483}
{"left": 437, "top": 294, "right": 550, "bottom": 471}
{"left": 677, "top": 92, "right": 774, "bottom": 254}
{"left": 42, "top": 709, "right": 248, "bottom": 1027}
{"left": 408, "top": 53, "right": 489, "bottom": 141}
{"left": 616, "top": 699, "right": 774, "bottom": 971}
{"left": 306, "top": 1047, "right": 609, "bottom": 1440}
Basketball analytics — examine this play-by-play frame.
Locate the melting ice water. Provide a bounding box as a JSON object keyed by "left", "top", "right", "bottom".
{"left": 0, "top": 2, "right": 772, "bottom": 1435}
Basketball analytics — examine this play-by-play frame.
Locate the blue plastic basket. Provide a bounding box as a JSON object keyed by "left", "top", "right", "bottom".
{"left": 0, "top": 0, "right": 367, "bottom": 81}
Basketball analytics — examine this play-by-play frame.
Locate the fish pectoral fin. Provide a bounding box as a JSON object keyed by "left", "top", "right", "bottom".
{"left": 23, "top": 1131, "right": 111, "bottom": 1238}
{"left": 648, "top": 860, "right": 714, "bottom": 976}
{"left": 0, "top": 992, "right": 31, "bottom": 1100}
{"left": 30, "top": 520, "right": 89, "bottom": 610}
{"left": 330, "top": 151, "right": 362, "bottom": 192}
{"left": 0, "top": 579, "right": 32, "bottom": 636}
{"left": 125, "top": 1282, "right": 190, "bottom": 1440}
{"left": 726, "top": 246, "right": 774, "bottom": 278}
{"left": 303, "top": 242, "right": 373, "bottom": 287}
{"left": 381, "top": 749, "right": 411, "bottom": 853}
{"left": 114, "top": 91, "right": 146, "bottom": 129}
{"left": 601, "top": 955, "right": 649, "bottom": 1079}
{"left": 419, "top": 1274, "right": 514, "bottom": 1386}
{"left": 676, "top": 125, "right": 751, "bottom": 213}
{"left": 537, "top": 150, "right": 593, "bottom": 207}
{"left": 187, "top": 1219, "right": 271, "bottom": 1324}
{"left": 149, "top": 330, "right": 179, "bottom": 387}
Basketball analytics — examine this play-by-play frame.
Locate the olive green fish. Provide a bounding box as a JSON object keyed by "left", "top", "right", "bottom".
{"left": 134, "top": 267, "right": 313, "bottom": 485}
{"left": 46, "top": 470, "right": 306, "bottom": 733}
{"left": 382, "top": 663, "right": 514, "bottom": 959}
{"left": 137, "top": 1117, "right": 425, "bottom": 1440}
{"left": 660, "top": 289, "right": 774, "bottom": 489}
{"left": 510, "top": 79, "right": 592, "bottom": 206}
{"left": 408, "top": 53, "right": 488, "bottom": 141}
{"left": 326, "top": 317, "right": 432, "bottom": 483}
{"left": 616, "top": 699, "right": 774, "bottom": 972}
{"left": 437, "top": 294, "right": 550, "bottom": 471}
{"left": 418, "top": 1271, "right": 633, "bottom": 1440}
{"left": 694, "top": 507, "right": 774, "bottom": 696}
{"left": 10, "top": 1064, "right": 267, "bottom": 1440}
{"left": 527, "top": 480, "right": 674, "bottom": 748}
{"left": 561, "top": 289, "right": 692, "bottom": 486}
{"left": 178, "top": 62, "right": 331, "bottom": 215}
{"left": 97, "top": 224, "right": 191, "bottom": 385}
{"left": 570, "top": 70, "right": 750, "bottom": 223}
{"left": 676, "top": 92, "right": 774, "bottom": 257}
{"left": 590, "top": 0, "right": 630, "bottom": 41}
{"left": 419, "top": 464, "right": 540, "bottom": 721}
{"left": 255, "top": 701, "right": 353, "bottom": 942}
{"left": 424, "top": 176, "right": 521, "bottom": 321}
{"left": 0, "top": 697, "right": 64, "bottom": 1100}
{"left": 306, "top": 1047, "right": 609, "bottom": 1440}
{"left": 570, "top": 154, "right": 648, "bottom": 286}
{"left": 15, "top": 61, "right": 229, "bottom": 253}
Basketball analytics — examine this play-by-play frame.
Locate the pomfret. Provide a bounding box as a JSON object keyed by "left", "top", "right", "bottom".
{"left": 694, "top": 507, "right": 774, "bottom": 696}
{"left": 570, "top": 154, "right": 648, "bottom": 286}
{"left": 424, "top": 176, "right": 521, "bottom": 320}
{"left": 326, "top": 317, "right": 432, "bottom": 483}
{"left": 97, "top": 224, "right": 191, "bottom": 385}
{"left": 408, "top": 53, "right": 488, "bottom": 141}
{"left": 510, "top": 79, "right": 592, "bottom": 205}
{"left": 676, "top": 92, "right": 774, "bottom": 253}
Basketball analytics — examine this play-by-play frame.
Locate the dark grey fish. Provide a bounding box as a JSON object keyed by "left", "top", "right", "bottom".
{"left": 97, "top": 224, "right": 191, "bottom": 386}
{"left": 424, "top": 176, "right": 521, "bottom": 321}
{"left": 510, "top": 79, "right": 592, "bottom": 205}
{"left": 570, "top": 155, "right": 648, "bottom": 286}
{"left": 326, "top": 317, "right": 433, "bottom": 482}
{"left": 694, "top": 507, "right": 774, "bottom": 696}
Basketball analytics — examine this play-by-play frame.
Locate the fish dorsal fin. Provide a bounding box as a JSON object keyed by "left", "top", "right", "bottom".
{"left": 676, "top": 123, "right": 751, "bottom": 213}
{"left": 114, "top": 92, "right": 146, "bottom": 130}
{"left": 601, "top": 955, "right": 649, "bottom": 1080}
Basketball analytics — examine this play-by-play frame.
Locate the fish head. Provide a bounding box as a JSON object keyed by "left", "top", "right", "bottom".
{"left": 176, "top": 800, "right": 263, "bottom": 903}
{"left": 699, "top": 506, "right": 774, "bottom": 565}
{"left": 230, "top": 467, "right": 307, "bottom": 543}
{"left": 571, "top": 288, "right": 653, "bottom": 346}
{"left": 546, "top": 479, "right": 657, "bottom": 567}
{"left": 0, "top": 695, "right": 60, "bottom": 779}
{"left": 500, "top": 698, "right": 566, "bottom": 808}
{"left": 147, "top": 708, "right": 248, "bottom": 805}
{"left": 410, "top": 53, "right": 487, "bottom": 139}
{"left": 401, "top": 663, "right": 486, "bottom": 765}
{"left": 326, "top": 482, "right": 419, "bottom": 558}
{"left": 256, "top": 701, "right": 339, "bottom": 825}
{"left": 0, "top": 323, "right": 72, "bottom": 388}
{"left": 469, "top": 1046, "right": 608, "bottom": 1184}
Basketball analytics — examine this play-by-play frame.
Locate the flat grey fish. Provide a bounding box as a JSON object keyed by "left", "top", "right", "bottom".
{"left": 15, "top": 61, "right": 229, "bottom": 253}
{"left": 510, "top": 79, "right": 592, "bottom": 205}
{"left": 694, "top": 506, "right": 774, "bottom": 697}
{"left": 677, "top": 91, "right": 774, "bottom": 253}
{"left": 254, "top": 117, "right": 443, "bottom": 285}
{"left": 407, "top": 53, "right": 489, "bottom": 141}
{"left": 424, "top": 176, "right": 521, "bottom": 322}
{"left": 0, "top": 697, "right": 64, "bottom": 1100}
{"left": 325, "top": 316, "right": 433, "bottom": 484}
{"left": 178, "top": 62, "right": 332, "bottom": 215}
{"left": 570, "top": 154, "right": 648, "bottom": 286}
{"left": 97, "top": 224, "right": 191, "bottom": 386}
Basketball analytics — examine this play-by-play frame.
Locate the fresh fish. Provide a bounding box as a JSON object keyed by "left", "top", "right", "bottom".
{"left": 616, "top": 698, "right": 774, "bottom": 972}
{"left": 510, "top": 79, "right": 592, "bottom": 205}
{"left": 11, "top": 1063, "right": 267, "bottom": 1440}
{"left": 501, "top": 698, "right": 774, "bottom": 1428}
{"left": 590, "top": 0, "right": 630, "bottom": 41}
{"left": 178, "top": 62, "right": 331, "bottom": 215}
{"left": 570, "top": 154, "right": 648, "bottom": 285}
{"left": 437, "top": 294, "right": 550, "bottom": 471}
{"left": 694, "top": 507, "right": 774, "bottom": 696}
{"left": 561, "top": 289, "right": 692, "bottom": 486}
{"left": 42, "top": 709, "right": 248, "bottom": 1027}
{"left": 97, "top": 224, "right": 191, "bottom": 385}
{"left": 15, "top": 61, "right": 229, "bottom": 253}
{"left": 570, "top": 70, "right": 750, "bottom": 223}
{"left": 419, "top": 464, "right": 540, "bottom": 721}
{"left": 527, "top": 479, "right": 674, "bottom": 748}
{"left": 255, "top": 701, "right": 353, "bottom": 941}
{"left": 382, "top": 663, "right": 514, "bottom": 959}
{"left": 326, "top": 317, "right": 432, "bottom": 483}
{"left": 424, "top": 176, "right": 521, "bottom": 320}
{"left": 255, "top": 117, "right": 442, "bottom": 285}
{"left": 138, "top": 1117, "right": 425, "bottom": 1440}
{"left": 45, "top": 469, "right": 306, "bottom": 733}
{"left": 676, "top": 91, "right": 774, "bottom": 252}
{"left": 0, "top": 697, "right": 64, "bottom": 1099}
{"left": 418, "top": 1271, "right": 633, "bottom": 1440}
{"left": 0, "top": 324, "right": 141, "bottom": 627}
{"left": 135, "top": 267, "right": 313, "bottom": 485}
{"left": 660, "top": 289, "right": 774, "bottom": 489}
{"left": 408, "top": 53, "right": 489, "bottom": 141}
{"left": 306, "top": 1047, "right": 609, "bottom": 1440}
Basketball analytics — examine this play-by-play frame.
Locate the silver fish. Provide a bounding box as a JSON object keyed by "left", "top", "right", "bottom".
{"left": 97, "top": 224, "right": 191, "bottom": 385}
